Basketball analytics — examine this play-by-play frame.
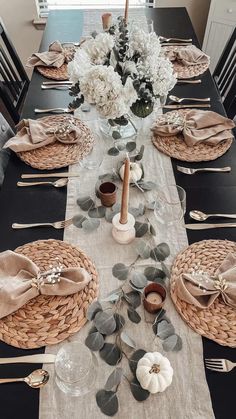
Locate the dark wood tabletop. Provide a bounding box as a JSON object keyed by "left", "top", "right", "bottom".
{"left": 0, "top": 8, "right": 235, "bottom": 419}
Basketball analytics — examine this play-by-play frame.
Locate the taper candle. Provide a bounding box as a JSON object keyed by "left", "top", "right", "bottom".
{"left": 124, "top": 0, "right": 129, "bottom": 23}
{"left": 120, "top": 156, "right": 130, "bottom": 224}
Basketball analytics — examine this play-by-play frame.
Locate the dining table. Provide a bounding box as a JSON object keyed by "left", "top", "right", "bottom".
{"left": 0, "top": 6, "right": 235, "bottom": 419}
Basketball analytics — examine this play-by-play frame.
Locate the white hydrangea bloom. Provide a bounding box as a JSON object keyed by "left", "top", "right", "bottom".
{"left": 81, "top": 33, "right": 114, "bottom": 65}
{"left": 129, "top": 28, "right": 161, "bottom": 59}
{"left": 80, "top": 65, "right": 137, "bottom": 119}
{"left": 67, "top": 49, "right": 92, "bottom": 84}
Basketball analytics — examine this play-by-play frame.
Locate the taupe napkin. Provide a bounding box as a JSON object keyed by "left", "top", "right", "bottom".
{"left": 3, "top": 118, "right": 83, "bottom": 152}
{"left": 176, "top": 253, "right": 236, "bottom": 309}
{"left": 167, "top": 45, "right": 209, "bottom": 66}
{"left": 26, "top": 41, "right": 72, "bottom": 68}
{"left": 151, "top": 110, "right": 235, "bottom": 147}
{"left": 0, "top": 250, "right": 91, "bottom": 319}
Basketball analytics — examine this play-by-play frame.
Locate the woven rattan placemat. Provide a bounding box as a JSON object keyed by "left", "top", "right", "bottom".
{"left": 163, "top": 45, "right": 210, "bottom": 79}
{"left": 171, "top": 239, "right": 236, "bottom": 347}
{"left": 17, "top": 115, "right": 94, "bottom": 170}
{"left": 152, "top": 110, "right": 233, "bottom": 162}
{"left": 37, "top": 64, "right": 68, "bottom": 81}
{"left": 0, "top": 239, "right": 99, "bottom": 349}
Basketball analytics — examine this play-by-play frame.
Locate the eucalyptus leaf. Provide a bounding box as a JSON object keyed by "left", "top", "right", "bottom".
{"left": 88, "top": 206, "right": 106, "bottom": 218}
{"left": 105, "top": 209, "right": 118, "bottom": 223}
{"left": 157, "top": 320, "right": 175, "bottom": 340}
{"left": 82, "top": 218, "right": 100, "bottom": 232}
{"left": 137, "top": 181, "right": 157, "bottom": 191}
{"left": 138, "top": 203, "right": 145, "bottom": 216}
{"left": 129, "top": 349, "right": 146, "bottom": 375}
{"left": 135, "top": 145, "right": 144, "bottom": 161}
{"left": 121, "top": 331, "right": 136, "bottom": 349}
{"left": 162, "top": 334, "right": 179, "bottom": 352}
{"left": 105, "top": 368, "right": 123, "bottom": 391}
{"left": 129, "top": 207, "right": 141, "bottom": 218}
{"left": 135, "top": 240, "right": 151, "bottom": 259}
{"left": 102, "top": 293, "right": 120, "bottom": 302}
{"left": 108, "top": 119, "right": 116, "bottom": 127}
{"left": 130, "top": 272, "right": 147, "bottom": 289}
{"left": 117, "top": 143, "right": 126, "bottom": 151}
{"left": 77, "top": 196, "right": 95, "bottom": 211}
{"left": 149, "top": 223, "right": 156, "bottom": 236}
{"left": 144, "top": 267, "right": 166, "bottom": 282}
{"left": 72, "top": 214, "right": 87, "bottom": 228}
{"left": 87, "top": 301, "right": 102, "bottom": 321}
{"left": 112, "top": 203, "right": 121, "bottom": 212}
{"left": 130, "top": 378, "right": 150, "bottom": 401}
{"left": 112, "top": 131, "right": 121, "bottom": 140}
{"left": 134, "top": 222, "right": 148, "bottom": 238}
{"left": 126, "top": 141, "right": 136, "bottom": 152}
{"left": 100, "top": 343, "right": 122, "bottom": 366}
{"left": 161, "top": 261, "right": 171, "bottom": 278}
{"left": 150, "top": 242, "right": 170, "bottom": 261}
{"left": 114, "top": 313, "right": 125, "bottom": 331}
{"left": 127, "top": 307, "right": 141, "bottom": 324}
{"left": 96, "top": 390, "right": 119, "bottom": 416}
{"left": 112, "top": 263, "right": 129, "bottom": 281}
{"left": 94, "top": 311, "right": 116, "bottom": 335}
{"left": 85, "top": 331, "right": 104, "bottom": 351}
{"left": 108, "top": 147, "right": 120, "bottom": 156}
{"left": 124, "top": 291, "right": 141, "bottom": 308}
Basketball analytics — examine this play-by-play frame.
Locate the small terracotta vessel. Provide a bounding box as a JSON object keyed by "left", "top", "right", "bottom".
{"left": 143, "top": 282, "right": 166, "bottom": 314}
{"left": 99, "top": 181, "right": 117, "bottom": 207}
{"left": 102, "top": 13, "right": 112, "bottom": 31}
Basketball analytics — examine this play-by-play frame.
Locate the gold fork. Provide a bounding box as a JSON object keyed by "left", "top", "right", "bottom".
{"left": 12, "top": 218, "right": 73, "bottom": 229}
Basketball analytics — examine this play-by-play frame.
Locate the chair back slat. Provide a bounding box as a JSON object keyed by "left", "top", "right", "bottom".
{"left": 0, "top": 113, "right": 12, "bottom": 187}
{"left": 213, "top": 27, "right": 236, "bottom": 119}
{"left": 0, "top": 19, "right": 29, "bottom": 124}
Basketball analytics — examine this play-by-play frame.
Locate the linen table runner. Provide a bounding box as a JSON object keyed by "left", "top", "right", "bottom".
{"left": 39, "top": 10, "right": 214, "bottom": 419}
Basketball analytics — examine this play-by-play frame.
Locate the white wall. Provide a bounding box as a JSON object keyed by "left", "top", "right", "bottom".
{"left": 0, "top": 0, "right": 43, "bottom": 77}
{"left": 154, "top": 0, "right": 211, "bottom": 44}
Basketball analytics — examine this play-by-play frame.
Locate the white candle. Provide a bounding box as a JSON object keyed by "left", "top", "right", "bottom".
{"left": 146, "top": 292, "right": 163, "bottom": 305}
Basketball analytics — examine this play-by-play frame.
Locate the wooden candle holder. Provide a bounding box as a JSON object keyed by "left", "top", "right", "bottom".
{"left": 143, "top": 283, "right": 167, "bottom": 314}
{"left": 112, "top": 212, "right": 135, "bottom": 244}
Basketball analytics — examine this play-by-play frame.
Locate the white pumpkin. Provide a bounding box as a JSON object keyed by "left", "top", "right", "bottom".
{"left": 136, "top": 352, "right": 173, "bottom": 394}
{"left": 119, "top": 162, "right": 142, "bottom": 183}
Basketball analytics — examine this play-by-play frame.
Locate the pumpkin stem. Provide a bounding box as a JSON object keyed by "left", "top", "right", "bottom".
{"left": 149, "top": 363, "right": 160, "bottom": 374}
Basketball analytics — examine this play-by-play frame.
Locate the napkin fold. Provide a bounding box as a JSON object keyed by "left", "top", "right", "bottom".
{"left": 3, "top": 118, "right": 83, "bottom": 152}
{"left": 175, "top": 253, "right": 236, "bottom": 309}
{"left": 167, "top": 45, "right": 209, "bottom": 66}
{"left": 0, "top": 250, "right": 91, "bottom": 319}
{"left": 26, "top": 41, "right": 73, "bottom": 68}
{"left": 151, "top": 110, "right": 235, "bottom": 147}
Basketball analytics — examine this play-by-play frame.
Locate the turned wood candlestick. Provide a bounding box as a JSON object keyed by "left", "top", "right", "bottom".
{"left": 112, "top": 212, "right": 135, "bottom": 244}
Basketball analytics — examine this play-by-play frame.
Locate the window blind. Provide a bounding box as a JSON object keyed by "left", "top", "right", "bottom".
{"left": 36, "top": 1, "right": 152, "bottom": 17}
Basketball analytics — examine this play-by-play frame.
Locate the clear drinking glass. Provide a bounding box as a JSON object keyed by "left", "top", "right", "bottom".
{"left": 55, "top": 341, "right": 98, "bottom": 396}
{"left": 80, "top": 131, "right": 106, "bottom": 170}
{"left": 154, "top": 184, "right": 186, "bottom": 227}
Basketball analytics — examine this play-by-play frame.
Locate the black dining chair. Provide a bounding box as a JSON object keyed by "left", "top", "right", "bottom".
{"left": 0, "top": 113, "right": 12, "bottom": 187}
{"left": 213, "top": 27, "right": 236, "bottom": 119}
{"left": 0, "top": 18, "right": 29, "bottom": 124}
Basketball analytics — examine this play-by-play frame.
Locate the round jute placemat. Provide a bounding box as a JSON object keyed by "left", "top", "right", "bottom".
{"left": 17, "top": 115, "right": 94, "bottom": 170}
{"left": 163, "top": 45, "right": 210, "bottom": 79}
{"left": 171, "top": 239, "right": 236, "bottom": 347}
{"left": 152, "top": 110, "right": 233, "bottom": 162}
{"left": 37, "top": 63, "right": 68, "bottom": 81}
{"left": 0, "top": 239, "right": 99, "bottom": 349}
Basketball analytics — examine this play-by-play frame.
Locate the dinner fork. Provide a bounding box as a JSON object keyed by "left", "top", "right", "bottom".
{"left": 12, "top": 218, "right": 73, "bottom": 229}
{"left": 159, "top": 36, "right": 192, "bottom": 43}
{"left": 205, "top": 359, "right": 236, "bottom": 372}
{"left": 177, "top": 166, "right": 231, "bottom": 175}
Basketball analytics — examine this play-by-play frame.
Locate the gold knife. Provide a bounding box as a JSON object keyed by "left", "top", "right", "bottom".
{"left": 185, "top": 223, "right": 236, "bottom": 230}
{"left": 0, "top": 354, "right": 56, "bottom": 364}
{"left": 163, "top": 104, "right": 211, "bottom": 109}
{"left": 21, "top": 172, "right": 80, "bottom": 179}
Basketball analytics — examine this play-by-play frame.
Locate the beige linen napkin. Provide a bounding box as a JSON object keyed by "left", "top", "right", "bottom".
{"left": 167, "top": 45, "right": 209, "bottom": 66}
{"left": 151, "top": 110, "right": 235, "bottom": 147}
{"left": 0, "top": 250, "right": 91, "bottom": 318}
{"left": 26, "top": 41, "right": 72, "bottom": 68}
{"left": 3, "top": 118, "right": 83, "bottom": 152}
{"left": 175, "top": 253, "right": 236, "bottom": 309}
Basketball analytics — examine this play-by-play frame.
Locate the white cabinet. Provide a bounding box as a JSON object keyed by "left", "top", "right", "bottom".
{"left": 203, "top": 0, "right": 236, "bottom": 72}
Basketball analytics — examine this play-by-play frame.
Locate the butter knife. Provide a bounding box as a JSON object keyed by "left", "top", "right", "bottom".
{"left": 185, "top": 223, "right": 236, "bottom": 230}
{"left": 41, "top": 85, "right": 70, "bottom": 90}
{"left": 0, "top": 354, "right": 56, "bottom": 364}
{"left": 34, "top": 108, "right": 74, "bottom": 114}
{"left": 162, "top": 104, "right": 211, "bottom": 109}
{"left": 21, "top": 172, "right": 80, "bottom": 179}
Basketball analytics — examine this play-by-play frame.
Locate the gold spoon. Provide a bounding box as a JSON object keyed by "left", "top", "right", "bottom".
{"left": 190, "top": 210, "right": 236, "bottom": 221}
{"left": 0, "top": 369, "right": 49, "bottom": 388}
{"left": 169, "top": 95, "right": 210, "bottom": 103}
{"left": 17, "top": 178, "right": 69, "bottom": 188}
